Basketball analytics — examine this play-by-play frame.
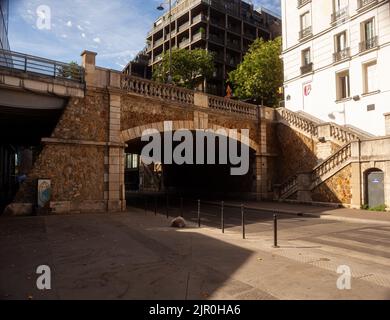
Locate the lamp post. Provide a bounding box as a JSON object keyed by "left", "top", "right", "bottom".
{"left": 157, "top": 0, "right": 173, "bottom": 84}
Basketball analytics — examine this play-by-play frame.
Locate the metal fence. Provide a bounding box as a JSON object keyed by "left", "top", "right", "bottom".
{"left": 0, "top": 49, "right": 85, "bottom": 83}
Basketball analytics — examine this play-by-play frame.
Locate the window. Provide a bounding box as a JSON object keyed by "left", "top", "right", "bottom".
{"left": 363, "top": 60, "right": 377, "bottom": 94}
{"left": 336, "top": 70, "right": 350, "bottom": 100}
{"left": 126, "top": 154, "right": 139, "bottom": 169}
{"left": 302, "top": 48, "right": 311, "bottom": 65}
{"left": 334, "top": 0, "right": 348, "bottom": 12}
{"left": 360, "top": 18, "right": 377, "bottom": 52}
{"left": 335, "top": 31, "right": 347, "bottom": 52}
{"left": 300, "top": 11, "right": 311, "bottom": 30}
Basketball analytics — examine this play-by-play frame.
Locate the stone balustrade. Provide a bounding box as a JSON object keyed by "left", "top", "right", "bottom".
{"left": 329, "top": 124, "right": 360, "bottom": 144}
{"left": 208, "top": 95, "right": 258, "bottom": 118}
{"left": 121, "top": 75, "right": 195, "bottom": 105}
{"left": 277, "top": 108, "right": 319, "bottom": 137}
{"left": 120, "top": 74, "right": 258, "bottom": 118}
{"left": 312, "top": 142, "right": 352, "bottom": 185}
{"left": 279, "top": 174, "right": 298, "bottom": 198}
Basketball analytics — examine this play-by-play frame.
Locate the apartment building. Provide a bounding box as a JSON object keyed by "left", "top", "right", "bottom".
{"left": 281, "top": 0, "right": 390, "bottom": 136}
{"left": 145, "top": 0, "right": 281, "bottom": 96}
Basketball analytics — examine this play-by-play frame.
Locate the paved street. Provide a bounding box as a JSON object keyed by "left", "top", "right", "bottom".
{"left": 1, "top": 202, "right": 390, "bottom": 300}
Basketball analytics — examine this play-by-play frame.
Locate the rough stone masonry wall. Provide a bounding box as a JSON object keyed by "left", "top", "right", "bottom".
{"left": 121, "top": 94, "right": 193, "bottom": 131}
{"left": 14, "top": 89, "right": 109, "bottom": 212}
{"left": 311, "top": 164, "right": 353, "bottom": 204}
{"left": 275, "top": 124, "right": 318, "bottom": 184}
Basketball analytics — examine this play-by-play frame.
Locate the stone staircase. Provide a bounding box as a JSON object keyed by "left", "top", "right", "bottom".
{"left": 276, "top": 108, "right": 372, "bottom": 201}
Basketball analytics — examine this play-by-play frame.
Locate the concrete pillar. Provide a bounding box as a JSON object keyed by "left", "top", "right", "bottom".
{"left": 350, "top": 140, "right": 362, "bottom": 209}
{"left": 384, "top": 112, "right": 390, "bottom": 136}
{"left": 255, "top": 154, "right": 269, "bottom": 200}
{"left": 316, "top": 123, "right": 333, "bottom": 161}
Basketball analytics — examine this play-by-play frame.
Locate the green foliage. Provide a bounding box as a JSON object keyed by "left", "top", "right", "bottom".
{"left": 361, "top": 204, "right": 387, "bottom": 211}
{"left": 228, "top": 37, "right": 283, "bottom": 107}
{"left": 152, "top": 48, "right": 214, "bottom": 89}
{"left": 57, "top": 61, "right": 82, "bottom": 80}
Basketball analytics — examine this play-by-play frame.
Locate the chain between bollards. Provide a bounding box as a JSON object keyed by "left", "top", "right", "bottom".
{"left": 273, "top": 213, "right": 279, "bottom": 248}
{"left": 197, "top": 199, "right": 201, "bottom": 228}
{"left": 221, "top": 201, "right": 224, "bottom": 233}
{"left": 241, "top": 204, "right": 245, "bottom": 239}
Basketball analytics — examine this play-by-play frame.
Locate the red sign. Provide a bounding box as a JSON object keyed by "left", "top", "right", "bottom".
{"left": 304, "top": 84, "right": 312, "bottom": 96}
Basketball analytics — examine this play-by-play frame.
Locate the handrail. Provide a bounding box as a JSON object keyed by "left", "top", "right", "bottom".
{"left": 208, "top": 95, "right": 258, "bottom": 118}
{"left": 277, "top": 108, "right": 319, "bottom": 137}
{"left": 0, "top": 49, "right": 85, "bottom": 83}
{"left": 279, "top": 175, "right": 298, "bottom": 198}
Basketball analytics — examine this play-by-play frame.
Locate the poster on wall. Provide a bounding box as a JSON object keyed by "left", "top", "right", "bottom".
{"left": 37, "top": 179, "right": 51, "bottom": 208}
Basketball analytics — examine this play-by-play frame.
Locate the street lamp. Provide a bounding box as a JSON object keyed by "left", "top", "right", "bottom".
{"left": 157, "top": 0, "right": 173, "bottom": 84}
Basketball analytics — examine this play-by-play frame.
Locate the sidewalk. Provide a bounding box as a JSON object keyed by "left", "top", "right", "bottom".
{"left": 212, "top": 200, "right": 390, "bottom": 226}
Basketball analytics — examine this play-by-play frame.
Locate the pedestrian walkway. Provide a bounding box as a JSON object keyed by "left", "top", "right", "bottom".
{"left": 217, "top": 201, "right": 390, "bottom": 226}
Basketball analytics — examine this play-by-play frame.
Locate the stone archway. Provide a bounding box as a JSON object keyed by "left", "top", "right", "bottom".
{"left": 120, "top": 120, "right": 260, "bottom": 153}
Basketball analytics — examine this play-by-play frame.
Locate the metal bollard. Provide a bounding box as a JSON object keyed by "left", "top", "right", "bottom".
{"left": 145, "top": 196, "right": 147, "bottom": 214}
{"left": 180, "top": 197, "right": 183, "bottom": 217}
{"left": 221, "top": 201, "right": 224, "bottom": 233}
{"left": 154, "top": 196, "right": 157, "bottom": 216}
{"left": 197, "top": 200, "right": 201, "bottom": 228}
{"left": 166, "top": 194, "right": 169, "bottom": 219}
{"left": 273, "top": 213, "right": 279, "bottom": 248}
{"left": 241, "top": 204, "right": 245, "bottom": 239}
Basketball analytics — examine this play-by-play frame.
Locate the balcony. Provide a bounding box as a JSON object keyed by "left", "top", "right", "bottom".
{"left": 209, "top": 34, "right": 224, "bottom": 46}
{"left": 226, "top": 40, "right": 241, "bottom": 51}
{"left": 300, "top": 62, "right": 313, "bottom": 75}
{"left": 179, "top": 38, "right": 190, "bottom": 49}
{"left": 357, "top": 0, "right": 378, "bottom": 10}
{"left": 154, "top": 38, "right": 164, "bottom": 48}
{"left": 299, "top": 26, "right": 312, "bottom": 40}
{"left": 178, "top": 22, "right": 190, "bottom": 33}
{"left": 359, "top": 36, "right": 378, "bottom": 53}
{"left": 331, "top": 6, "right": 349, "bottom": 23}
{"left": 333, "top": 48, "right": 350, "bottom": 62}
{"left": 192, "top": 32, "right": 206, "bottom": 42}
{"left": 192, "top": 14, "right": 207, "bottom": 24}
{"left": 154, "top": 54, "right": 163, "bottom": 63}
{"left": 297, "top": 0, "right": 311, "bottom": 8}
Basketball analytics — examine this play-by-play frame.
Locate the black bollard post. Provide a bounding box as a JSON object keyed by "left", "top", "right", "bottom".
{"left": 221, "top": 201, "right": 224, "bottom": 234}
{"left": 145, "top": 196, "right": 147, "bottom": 215}
{"left": 166, "top": 194, "right": 169, "bottom": 219}
{"left": 273, "top": 213, "right": 279, "bottom": 248}
{"left": 197, "top": 200, "right": 201, "bottom": 228}
{"left": 154, "top": 196, "right": 157, "bottom": 216}
{"left": 241, "top": 204, "right": 245, "bottom": 239}
{"left": 180, "top": 197, "right": 183, "bottom": 218}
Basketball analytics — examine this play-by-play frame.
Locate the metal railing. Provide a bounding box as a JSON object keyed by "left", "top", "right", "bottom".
{"left": 331, "top": 6, "right": 349, "bottom": 23}
{"left": 359, "top": 36, "right": 378, "bottom": 52}
{"left": 297, "top": 0, "right": 311, "bottom": 8}
{"left": 299, "top": 26, "right": 312, "bottom": 40}
{"left": 0, "top": 49, "right": 85, "bottom": 83}
{"left": 333, "top": 47, "right": 350, "bottom": 62}
{"left": 300, "top": 62, "right": 313, "bottom": 75}
{"left": 358, "top": 0, "right": 378, "bottom": 9}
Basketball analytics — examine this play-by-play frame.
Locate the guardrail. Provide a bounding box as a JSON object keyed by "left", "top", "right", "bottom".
{"left": 0, "top": 49, "right": 85, "bottom": 83}
{"left": 208, "top": 95, "right": 258, "bottom": 117}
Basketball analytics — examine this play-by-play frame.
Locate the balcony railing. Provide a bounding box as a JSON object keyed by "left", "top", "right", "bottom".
{"left": 359, "top": 36, "right": 378, "bottom": 52}
{"left": 226, "top": 41, "right": 241, "bottom": 51}
{"left": 154, "top": 38, "right": 164, "bottom": 47}
{"left": 179, "top": 38, "right": 190, "bottom": 48}
{"left": 209, "top": 34, "right": 224, "bottom": 45}
{"left": 300, "top": 62, "right": 313, "bottom": 75}
{"left": 192, "top": 14, "right": 207, "bottom": 24}
{"left": 178, "top": 22, "right": 190, "bottom": 33}
{"left": 331, "top": 6, "right": 349, "bottom": 23}
{"left": 297, "top": 0, "right": 311, "bottom": 8}
{"left": 192, "top": 32, "right": 206, "bottom": 42}
{"left": 333, "top": 47, "right": 350, "bottom": 62}
{"left": 299, "top": 26, "right": 312, "bottom": 40}
{"left": 358, "top": 0, "right": 378, "bottom": 10}
{"left": 0, "top": 49, "right": 85, "bottom": 83}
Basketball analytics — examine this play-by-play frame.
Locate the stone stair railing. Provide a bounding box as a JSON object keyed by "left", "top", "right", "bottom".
{"left": 279, "top": 175, "right": 299, "bottom": 199}
{"left": 277, "top": 108, "right": 319, "bottom": 137}
{"left": 120, "top": 74, "right": 259, "bottom": 118}
{"left": 311, "top": 142, "right": 352, "bottom": 188}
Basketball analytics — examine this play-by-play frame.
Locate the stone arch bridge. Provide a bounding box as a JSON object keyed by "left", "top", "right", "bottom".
{"left": 1, "top": 50, "right": 389, "bottom": 214}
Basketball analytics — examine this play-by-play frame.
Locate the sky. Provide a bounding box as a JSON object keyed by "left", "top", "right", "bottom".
{"left": 8, "top": 0, "right": 281, "bottom": 70}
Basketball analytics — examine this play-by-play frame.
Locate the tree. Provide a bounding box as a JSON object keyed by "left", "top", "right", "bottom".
{"left": 228, "top": 37, "right": 283, "bottom": 107}
{"left": 57, "top": 61, "right": 82, "bottom": 81}
{"left": 153, "top": 48, "right": 214, "bottom": 89}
